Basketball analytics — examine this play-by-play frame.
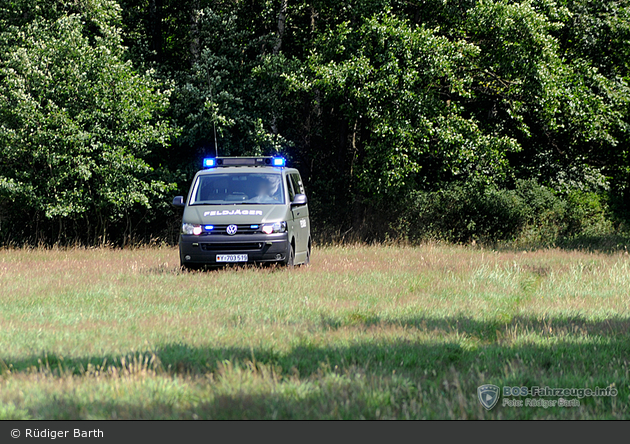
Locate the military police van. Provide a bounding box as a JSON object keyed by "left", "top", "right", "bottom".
{"left": 172, "top": 156, "right": 311, "bottom": 269}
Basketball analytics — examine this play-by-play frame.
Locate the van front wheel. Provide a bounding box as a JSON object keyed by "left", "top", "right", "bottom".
{"left": 285, "top": 243, "right": 295, "bottom": 267}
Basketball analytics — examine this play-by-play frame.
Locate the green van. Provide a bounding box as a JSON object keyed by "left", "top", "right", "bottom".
{"left": 172, "top": 157, "right": 311, "bottom": 269}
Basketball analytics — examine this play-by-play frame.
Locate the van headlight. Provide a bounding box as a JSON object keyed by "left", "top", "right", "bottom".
{"left": 261, "top": 221, "right": 287, "bottom": 234}
{"left": 182, "top": 223, "right": 202, "bottom": 235}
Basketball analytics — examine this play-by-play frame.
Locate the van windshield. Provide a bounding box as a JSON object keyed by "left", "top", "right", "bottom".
{"left": 189, "top": 173, "right": 285, "bottom": 205}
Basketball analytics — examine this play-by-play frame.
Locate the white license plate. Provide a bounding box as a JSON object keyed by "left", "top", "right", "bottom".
{"left": 216, "top": 254, "right": 248, "bottom": 262}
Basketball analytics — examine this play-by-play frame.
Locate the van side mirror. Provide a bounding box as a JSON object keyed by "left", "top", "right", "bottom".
{"left": 172, "top": 196, "right": 185, "bottom": 208}
{"left": 291, "top": 194, "right": 307, "bottom": 207}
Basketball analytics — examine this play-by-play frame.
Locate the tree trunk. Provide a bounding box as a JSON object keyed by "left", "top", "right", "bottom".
{"left": 270, "top": 1, "right": 288, "bottom": 136}
{"left": 189, "top": 0, "right": 200, "bottom": 65}
{"left": 273, "top": 0, "right": 288, "bottom": 55}
{"left": 310, "top": 5, "right": 318, "bottom": 34}
{"left": 149, "top": 0, "right": 163, "bottom": 62}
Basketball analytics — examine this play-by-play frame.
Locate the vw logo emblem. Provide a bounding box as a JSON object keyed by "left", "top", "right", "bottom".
{"left": 226, "top": 224, "right": 238, "bottom": 235}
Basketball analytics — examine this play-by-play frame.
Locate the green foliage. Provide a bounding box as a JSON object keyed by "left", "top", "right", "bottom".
{"left": 292, "top": 12, "right": 518, "bottom": 197}
{"left": 0, "top": 0, "right": 177, "bottom": 244}
{"left": 173, "top": 5, "right": 288, "bottom": 155}
{"left": 1, "top": 0, "right": 630, "bottom": 245}
{"left": 404, "top": 181, "right": 528, "bottom": 243}
{"left": 399, "top": 179, "right": 617, "bottom": 245}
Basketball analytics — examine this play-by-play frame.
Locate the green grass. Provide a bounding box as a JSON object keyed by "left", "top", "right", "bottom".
{"left": 0, "top": 244, "right": 628, "bottom": 419}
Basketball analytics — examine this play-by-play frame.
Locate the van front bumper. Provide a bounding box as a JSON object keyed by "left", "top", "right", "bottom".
{"left": 179, "top": 233, "right": 289, "bottom": 265}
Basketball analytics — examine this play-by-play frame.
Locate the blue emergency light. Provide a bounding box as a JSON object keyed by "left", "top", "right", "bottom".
{"left": 204, "top": 225, "right": 214, "bottom": 231}
{"left": 202, "top": 156, "right": 286, "bottom": 168}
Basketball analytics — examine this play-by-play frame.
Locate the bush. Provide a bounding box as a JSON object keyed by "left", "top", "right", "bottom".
{"left": 402, "top": 183, "right": 522, "bottom": 242}
{"left": 395, "top": 179, "right": 620, "bottom": 247}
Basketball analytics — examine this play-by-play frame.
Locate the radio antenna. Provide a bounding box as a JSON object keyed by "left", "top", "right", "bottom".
{"left": 212, "top": 109, "right": 218, "bottom": 158}
{"left": 207, "top": 72, "right": 219, "bottom": 157}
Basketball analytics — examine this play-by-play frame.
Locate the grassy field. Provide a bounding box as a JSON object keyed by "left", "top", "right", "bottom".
{"left": 0, "top": 244, "right": 628, "bottom": 419}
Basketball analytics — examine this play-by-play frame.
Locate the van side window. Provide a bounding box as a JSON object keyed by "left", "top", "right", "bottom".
{"left": 290, "top": 174, "right": 304, "bottom": 195}
{"left": 286, "top": 176, "right": 295, "bottom": 201}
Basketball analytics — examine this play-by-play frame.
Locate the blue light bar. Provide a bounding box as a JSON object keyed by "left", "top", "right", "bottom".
{"left": 250, "top": 225, "right": 259, "bottom": 229}
{"left": 272, "top": 157, "right": 286, "bottom": 167}
{"left": 204, "top": 225, "right": 214, "bottom": 231}
{"left": 203, "top": 158, "right": 216, "bottom": 168}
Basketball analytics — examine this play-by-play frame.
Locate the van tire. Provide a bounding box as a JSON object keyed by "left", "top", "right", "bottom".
{"left": 286, "top": 242, "right": 295, "bottom": 267}
{"left": 303, "top": 240, "right": 311, "bottom": 266}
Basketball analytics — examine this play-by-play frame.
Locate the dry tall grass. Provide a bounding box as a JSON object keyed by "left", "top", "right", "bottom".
{"left": 0, "top": 244, "right": 628, "bottom": 419}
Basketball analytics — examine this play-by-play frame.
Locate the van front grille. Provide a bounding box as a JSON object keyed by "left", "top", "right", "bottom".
{"left": 202, "top": 224, "right": 261, "bottom": 235}
{"left": 199, "top": 242, "right": 263, "bottom": 251}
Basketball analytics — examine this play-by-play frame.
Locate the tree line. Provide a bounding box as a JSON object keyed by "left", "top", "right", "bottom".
{"left": 1, "top": 0, "right": 629, "bottom": 246}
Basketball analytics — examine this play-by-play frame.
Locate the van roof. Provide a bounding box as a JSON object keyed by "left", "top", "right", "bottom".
{"left": 196, "top": 166, "right": 299, "bottom": 177}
